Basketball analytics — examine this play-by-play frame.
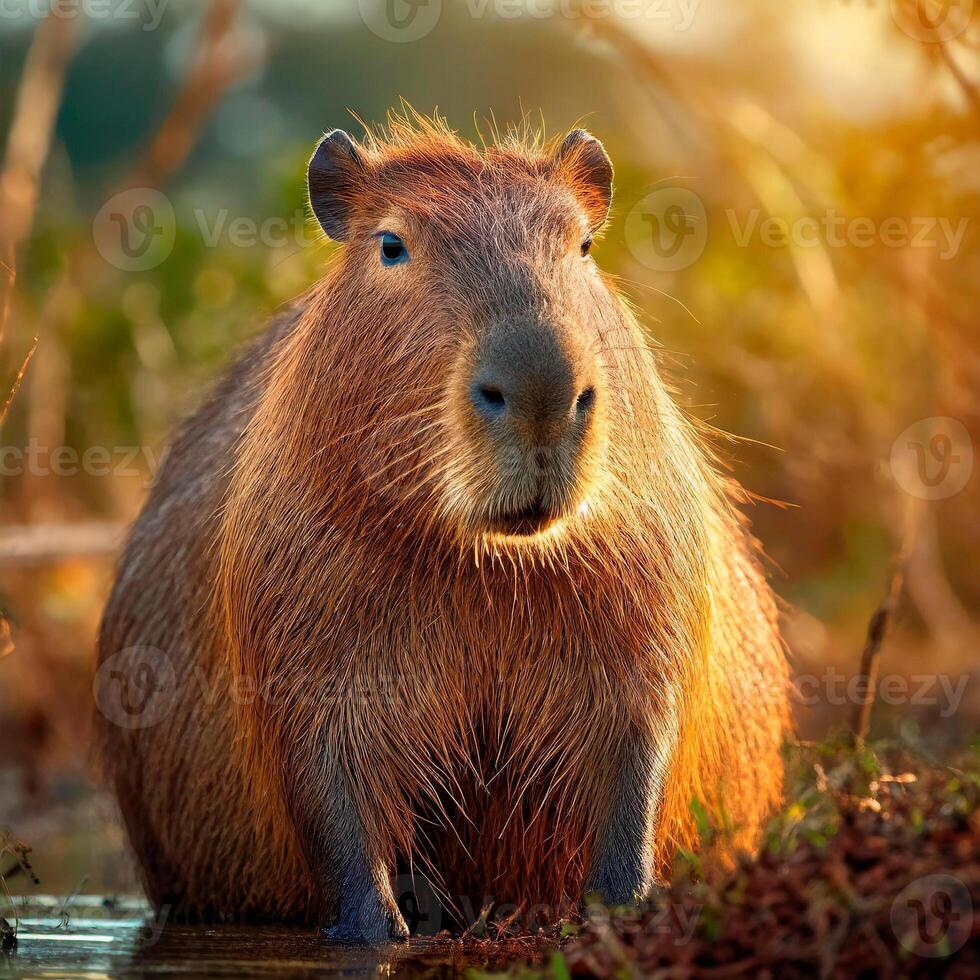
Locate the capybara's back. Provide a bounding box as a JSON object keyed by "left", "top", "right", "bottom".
{"left": 96, "top": 114, "right": 789, "bottom": 940}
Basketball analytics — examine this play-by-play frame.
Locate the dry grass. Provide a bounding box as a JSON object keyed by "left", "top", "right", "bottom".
{"left": 454, "top": 739, "right": 979, "bottom": 979}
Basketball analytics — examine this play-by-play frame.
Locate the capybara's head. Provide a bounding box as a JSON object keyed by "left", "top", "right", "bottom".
{"left": 307, "top": 117, "right": 630, "bottom": 544}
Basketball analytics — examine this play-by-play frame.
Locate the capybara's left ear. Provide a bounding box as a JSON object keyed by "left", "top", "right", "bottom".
{"left": 308, "top": 129, "right": 365, "bottom": 242}
{"left": 554, "top": 129, "right": 613, "bottom": 232}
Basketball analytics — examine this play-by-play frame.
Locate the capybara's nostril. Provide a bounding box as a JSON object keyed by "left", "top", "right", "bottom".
{"left": 472, "top": 383, "right": 507, "bottom": 417}
{"left": 472, "top": 320, "right": 594, "bottom": 443}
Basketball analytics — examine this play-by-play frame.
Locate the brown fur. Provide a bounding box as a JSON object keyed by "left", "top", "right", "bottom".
{"left": 96, "top": 112, "right": 789, "bottom": 929}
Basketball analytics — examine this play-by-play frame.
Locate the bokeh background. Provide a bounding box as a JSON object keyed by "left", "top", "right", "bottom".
{"left": 1, "top": 0, "right": 977, "bottom": 898}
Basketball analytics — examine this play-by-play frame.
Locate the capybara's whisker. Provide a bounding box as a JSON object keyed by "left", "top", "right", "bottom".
{"left": 305, "top": 402, "right": 446, "bottom": 463}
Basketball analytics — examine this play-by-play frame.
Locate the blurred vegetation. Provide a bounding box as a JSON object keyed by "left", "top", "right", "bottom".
{"left": 473, "top": 739, "right": 980, "bottom": 977}
{"left": 0, "top": 0, "right": 978, "bottom": 897}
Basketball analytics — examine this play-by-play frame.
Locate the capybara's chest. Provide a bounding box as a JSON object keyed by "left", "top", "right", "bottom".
{"left": 394, "top": 681, "right": 629, "bottom": 918}
{"left": 338, "top": 620, "right": 655, "bottom": 911}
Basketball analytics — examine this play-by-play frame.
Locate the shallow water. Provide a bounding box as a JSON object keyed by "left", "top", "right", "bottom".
{"left": 1, "top": 897, "right": 531, "bottom": 978}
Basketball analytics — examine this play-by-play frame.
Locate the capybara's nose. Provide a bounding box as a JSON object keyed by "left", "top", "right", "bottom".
{"left": 470, "top": 321, "right": 595, "bottom": 446}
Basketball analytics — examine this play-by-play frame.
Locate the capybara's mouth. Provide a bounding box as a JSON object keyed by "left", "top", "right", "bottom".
{"left": 487, "top": 498, "right": 562, "bottom": 537}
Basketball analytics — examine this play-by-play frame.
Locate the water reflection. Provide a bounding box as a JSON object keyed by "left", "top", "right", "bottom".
{"left": 1, "top": 900, "right": 544, "bottom": 978}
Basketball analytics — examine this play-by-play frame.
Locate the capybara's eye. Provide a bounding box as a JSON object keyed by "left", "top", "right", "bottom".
{"left": 379, "top": 231, "right": 409, "bottom": 266}
{"left": 581, "top": 236, "right": 593, "bottom": 257}
{"left": 576, "top": 386, "right": 596, "bottom": 414}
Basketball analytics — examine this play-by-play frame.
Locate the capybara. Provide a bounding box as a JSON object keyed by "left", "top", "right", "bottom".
{"left": 96, "top": 113, "right": 789, "bottom": 942}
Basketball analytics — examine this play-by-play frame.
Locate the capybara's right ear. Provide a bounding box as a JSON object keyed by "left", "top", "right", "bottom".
{"left": 308, "top": 129, "right": 364, "bottom": 242}
{"left": 554, "top": 129, "right": 613, "bottom": 233}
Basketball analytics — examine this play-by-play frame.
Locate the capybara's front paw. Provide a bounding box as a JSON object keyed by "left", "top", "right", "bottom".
{"left": 582, "top": 865, "right": 651, "bottom": 910}
{"left": 322, "top": 896, "right": 409, "bottom": 946}
{"left": 322, "top": 920, "right": 406, "bottom": 946}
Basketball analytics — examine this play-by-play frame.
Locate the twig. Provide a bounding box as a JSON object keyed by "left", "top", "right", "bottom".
{"left": 0, "top": 242, "right": 21, "bottom": 429}
{"left": 0, "top": 828, "right": 40, "bottom": 947}
{"left": 851, "top": 497, "right": 922, "bottom": 746}
{"left": 0, "top": 334, "right": 37, "bottom": 428}
{"left": 58, "top": 875, "right": 89, "bottom": 930}
{"left": 0, "top": 241, "right": 14, "bottom": 353}
{"left": 23, "top": 0, "right": 261, "bottom": 384}
{"left": 8, "top": 0, "right": 259, "bottom": 503}
{"left": 0, "top": 12, "right": 80, "bottom": 424}
{"left": 0, "top": 521, "right": 125, "bottom": 566}
{"left": 123, "top": 0, "right": 260, "bottom": 190}
{"left": 0, "top": 12, "right": 80, "bottom": 247}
